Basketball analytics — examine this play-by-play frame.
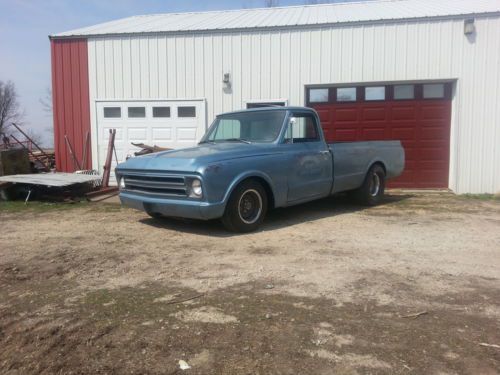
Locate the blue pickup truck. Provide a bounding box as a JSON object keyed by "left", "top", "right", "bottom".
{"left": 116, "top": 107, "right": 404, "bottom": 232}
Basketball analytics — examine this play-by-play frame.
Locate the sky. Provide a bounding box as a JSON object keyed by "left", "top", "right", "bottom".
{"left": 0, "top": 0, "right": 352, "bottom": 146}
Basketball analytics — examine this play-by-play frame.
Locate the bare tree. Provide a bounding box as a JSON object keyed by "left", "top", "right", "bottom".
{"left": 264, "top": 0, "right": 279, "bottom": 7}
{"left": 39, "top": 87, "right": 53, "bottom": 115}
{"left": 24, "top": 127, "right": 44, "bottom": 146}
{"left": 38, "top": 87, "right": 54, "bottom": 145}
{"left": 0, "top": 80, "right": 23, "bottom": 136}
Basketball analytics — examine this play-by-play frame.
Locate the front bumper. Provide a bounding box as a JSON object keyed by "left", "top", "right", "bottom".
{"left": 119, "top": 191, "right": 226, "bottom": 220}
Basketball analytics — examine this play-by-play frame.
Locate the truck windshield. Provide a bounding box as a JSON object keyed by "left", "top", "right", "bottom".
{"left": 202, "top": 110, "right": 286, "bottom": 143}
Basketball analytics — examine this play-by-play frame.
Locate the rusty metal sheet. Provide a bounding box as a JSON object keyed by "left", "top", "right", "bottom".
{"left": 0, "top": 173, "right": 102, "bottom": 187}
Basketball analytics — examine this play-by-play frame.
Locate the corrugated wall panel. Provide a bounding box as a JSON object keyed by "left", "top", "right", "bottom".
{"left": 232, "top": 33, "right": 242, "bottom": 108}
{"left": 87, "top": 15, "right": 500, "bottom": 193}
{"left": 51, "top": 39, "right": 91, "bottom": 172}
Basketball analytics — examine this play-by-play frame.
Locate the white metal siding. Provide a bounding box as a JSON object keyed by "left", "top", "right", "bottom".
{"left": 87, "top": 16, "right": 500, "bottom": 194}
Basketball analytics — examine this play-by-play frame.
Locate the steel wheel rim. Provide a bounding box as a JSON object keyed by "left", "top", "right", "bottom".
{"left": 238, "top": 189, "right": 262, "bottom": 224}
{"left": 369, "top": 173, "right": 381, "bottom": 197}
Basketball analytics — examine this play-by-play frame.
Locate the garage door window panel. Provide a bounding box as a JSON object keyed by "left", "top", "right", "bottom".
{"left": 309, "top": 88, "right": 329, "bottom": 103}
{"left": 423, "top": 83, "right": 445, "bottom": 99}
{"left": 153, "top": 106, "right": 171, "bottom": 118}
{"left": 336, "top": 87, "right": 357, "bottom": 102}
{"left": 178, "top": 106, "right": 196, "bottom": 118}
{"left": 104, "top": 107, "right": 121, "bottom": 118}
{"left": 128, "top": 107, "right": 146, "bottom": 118}
{"left": 394, "top": 85, "right": 415, "bottom": 100}
{"left": 365, "top": 86, "right": 385, "bottom": 101}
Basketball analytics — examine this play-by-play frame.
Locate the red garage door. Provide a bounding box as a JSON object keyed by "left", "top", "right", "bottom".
{"left": 308, "top": 83, "right": 452, "bottom": 188}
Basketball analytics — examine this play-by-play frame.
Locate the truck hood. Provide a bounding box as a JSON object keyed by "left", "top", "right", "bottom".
{"left": 116, "top": 142, "right": 277, "bottom": 172}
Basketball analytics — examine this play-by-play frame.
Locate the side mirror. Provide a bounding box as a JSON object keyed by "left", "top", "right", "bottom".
{"left": 285, "top": 117, "right": 296, "bottom": 143}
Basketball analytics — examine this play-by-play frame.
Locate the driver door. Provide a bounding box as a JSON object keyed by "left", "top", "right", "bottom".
{"left": 282, "top": 112, "right": 333, "bottom": 203}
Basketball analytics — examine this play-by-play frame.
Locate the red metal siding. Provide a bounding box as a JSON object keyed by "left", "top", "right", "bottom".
{"left": 51, "top": 39, "right": 91, "bottom": 172}
{"left": 313, "top": 98, "right": 452, "bottom": 189}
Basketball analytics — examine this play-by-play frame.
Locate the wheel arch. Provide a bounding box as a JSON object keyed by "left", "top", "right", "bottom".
{"left": 366, "top": 160, "right": 387, "bottom": 176}
{"left": 222, "top": 172, "right": 276, "bottom": 210}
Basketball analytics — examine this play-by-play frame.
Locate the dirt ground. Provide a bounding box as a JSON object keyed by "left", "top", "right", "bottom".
{"left": 0, "top": 192, "right": 499, "bottom": 374}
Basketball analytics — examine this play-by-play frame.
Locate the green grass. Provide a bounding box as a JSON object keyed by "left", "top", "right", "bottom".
{"left": 460, "top": 193, "right": 500, "bottom": 201}
{"left": 0, "top": 199, "right": 127, "bottom": 214}
{"left": 0, "top": 200, "right": 89, "bottom": 213}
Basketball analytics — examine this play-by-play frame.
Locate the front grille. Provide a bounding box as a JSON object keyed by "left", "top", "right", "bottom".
{"left": 122, "top": 173, "right": 188, "bottom": 197}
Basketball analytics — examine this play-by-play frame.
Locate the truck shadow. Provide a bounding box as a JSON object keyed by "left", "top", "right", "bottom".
{"left": 139, "top": 193, "right": 413, "bottom": 237}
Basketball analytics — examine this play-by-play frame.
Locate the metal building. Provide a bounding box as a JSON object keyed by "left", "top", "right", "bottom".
{"left": 50, "top": 0, "right": 500, "bottom": 193}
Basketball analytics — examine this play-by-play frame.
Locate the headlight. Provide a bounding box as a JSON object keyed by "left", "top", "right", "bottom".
{"left": 118, "top": 177, "right": 126, "bottom": 190}
{"left": 190, "top": 179, "right": 203, "bottom": 198}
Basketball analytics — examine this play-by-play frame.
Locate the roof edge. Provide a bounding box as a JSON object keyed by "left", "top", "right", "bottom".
{"left": 49, "top": 11, "right": 500, "bottom": 40}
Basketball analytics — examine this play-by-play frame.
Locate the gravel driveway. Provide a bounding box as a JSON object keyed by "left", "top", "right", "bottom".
{"left": 1, "top": 192, "right": 499, "bottom": 374}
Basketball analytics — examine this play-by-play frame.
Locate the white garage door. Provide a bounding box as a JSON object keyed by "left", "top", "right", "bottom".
{"left": 96, "top": 100, "right": 206, "bottom": 183}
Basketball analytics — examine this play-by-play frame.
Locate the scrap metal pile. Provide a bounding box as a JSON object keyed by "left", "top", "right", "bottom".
{"left": 131, "top": 142, "right": 171, "bottom": 156}
{"left": 0, "top": 172, "right": 103, "bottom": 202}
{"left": 1, "top": 123, "right": 55, "bottom": 172}
{"left": 0, "top": 125, "right": 171, "bottom": 203}
{"left": 0, "top": 125, "right": 108, "bottom": 202}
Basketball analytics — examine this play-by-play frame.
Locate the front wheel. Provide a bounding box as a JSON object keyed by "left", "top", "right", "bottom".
{"left": 146, "top": 211, "right": 163, "bottom": 219}
{"left": 221, "top": 180, "right": 268, "bottom": 233}
{"left": 353, "top": 164, "right": 386, "bottom": 206}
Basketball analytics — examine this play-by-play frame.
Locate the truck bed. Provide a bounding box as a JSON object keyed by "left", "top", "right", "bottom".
{"left": 328, "top": 140, "right": 405, "bottom": 194}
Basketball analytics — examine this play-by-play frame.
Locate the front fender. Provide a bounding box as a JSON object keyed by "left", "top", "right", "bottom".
{"left": 222, "top": 170, "right": 277, "bottom": 206}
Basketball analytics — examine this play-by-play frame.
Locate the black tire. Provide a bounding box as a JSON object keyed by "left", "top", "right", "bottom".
{"left": 146, "top": 211, "right": 163, "bottom": 219}
{"left": 221, "top": 180, "right": 268, "bottom": 233}
{"left": 353, "top": 164, "right": 386, "bottom": 206}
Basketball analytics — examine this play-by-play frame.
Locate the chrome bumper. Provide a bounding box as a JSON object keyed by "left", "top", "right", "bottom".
{"left": 119, "top": 191, "right": 225, "bottom": 220}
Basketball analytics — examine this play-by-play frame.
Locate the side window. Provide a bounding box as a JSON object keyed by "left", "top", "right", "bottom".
{"left": 211, "top": 119, "right": 241, "bottom": 140}
{"left": 285, "top": 113, "right": 319, "bottom": 143}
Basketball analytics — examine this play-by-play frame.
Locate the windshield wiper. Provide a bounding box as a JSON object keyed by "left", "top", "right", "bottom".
{"left": 198, "top": 140, "right": 215, "bottom": 144}
{"left": 224, "top": 138, "right": 252, "bottom": 144}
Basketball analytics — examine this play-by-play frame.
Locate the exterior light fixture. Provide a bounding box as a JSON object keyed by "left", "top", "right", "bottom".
{"left": 464, "top": 18, "right": 475, "bottom": 35}
{"left": 223, "top": 72, "right": 231, "bottom": 89}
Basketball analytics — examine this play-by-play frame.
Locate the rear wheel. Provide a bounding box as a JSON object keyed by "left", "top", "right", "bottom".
{"left": 221, "top": 180, "right": 268, "bottom": 233}
{"left": 353, "top": 164, "right": 386, "bottom": 206}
